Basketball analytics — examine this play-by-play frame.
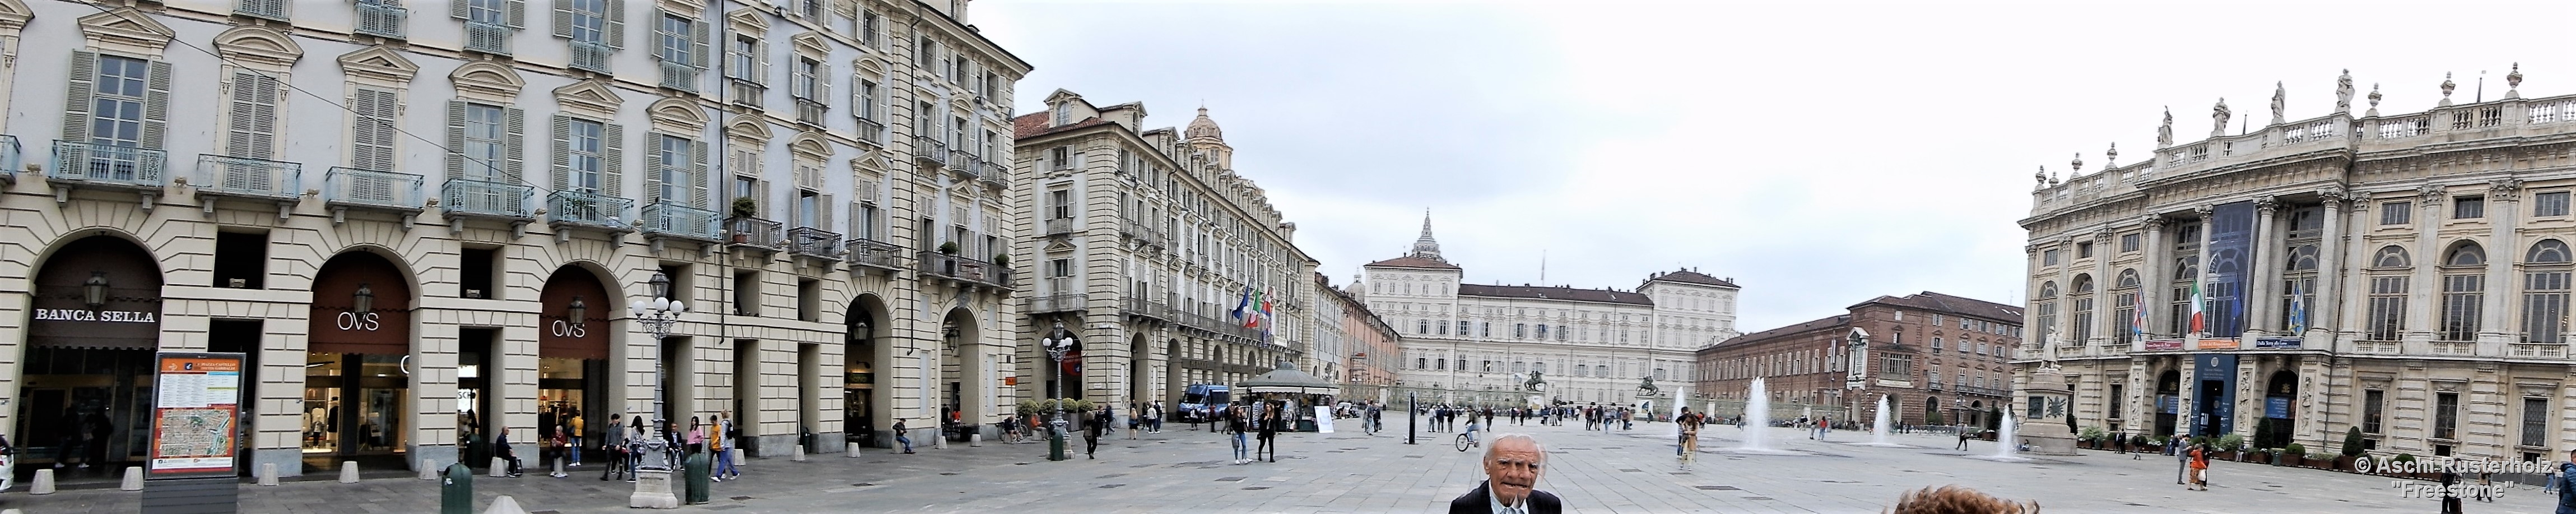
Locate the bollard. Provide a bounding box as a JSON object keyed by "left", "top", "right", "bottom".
{"left": 440, "top": 462, "right": 475, "bottom": 514}
{"left": 340, "top": 461, "right": 360, "bottom": 483}
{"left": 681, "top": 452, "right": 713, "bottom": 505}
{"left": 549, "top": 456, "right": 564, "bottom": 478}
{"left": 969, "top": 433, "right": 983, "bottom": 447}
{"left": 729, "top": 448, "right": 745, "bottom": 468}
{"left": 489, "top": 457, "right": 510, "bottom": 478}
{"left": 419, "top": 460, "right": 439, "bottom": 480}
{"left": 259, "top": 462, "right": 281, "bottom": 486}
{"left": 482, "top": 494, "right": 528, "bottom": 514}
{"left": 934, "top": 432, "right": 948, "bottom": 450}
{"left": 845, "top": 442, "right": 861, "bottom": 457}
{"left": 3, "top": 508, "right": 21, "bottom": 514}
{"left": 791, "top": 444, "right": 807, "bottom": 462}
{"left": 119, "top": 466, "right": 143, "bottom": 491}
{"left": 30, "top": 468, "right": 54, "bottom": 494}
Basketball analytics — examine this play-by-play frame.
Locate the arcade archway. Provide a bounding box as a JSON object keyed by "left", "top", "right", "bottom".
{"left": 16, "top": 234, "right": 163, "bottom": 474}
{"left": 302, "top": 249, "right": 415, "bottom": 470}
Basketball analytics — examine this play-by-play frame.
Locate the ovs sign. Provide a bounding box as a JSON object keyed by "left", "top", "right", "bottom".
{"left": 334, "top": 310, "right": 382, "bottom": 331}
{"left": 549, "top": 318, "right": 587, "bottom": 338}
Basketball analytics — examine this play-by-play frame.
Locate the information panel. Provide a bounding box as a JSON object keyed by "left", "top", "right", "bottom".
{"left": 148, "top": 352, "right": 243, "bottom": 478}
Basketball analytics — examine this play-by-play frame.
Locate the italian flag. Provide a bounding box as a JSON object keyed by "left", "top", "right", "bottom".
{"left": 1244, "top": 290, "right": 1266, "bottom": 328}
{"left": 2187, "top": 275, "right": 2206, "bottom": 335}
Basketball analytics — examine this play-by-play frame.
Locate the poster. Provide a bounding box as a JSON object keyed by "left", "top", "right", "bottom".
{"left": 1313, "top": 406, "right": 1334, "bottom": 433}
{"left": 2143, "top": 339, "right": 2184, "bottom": 351}
{"left": 150, "top": 353, "right": 243, "bottom": 478}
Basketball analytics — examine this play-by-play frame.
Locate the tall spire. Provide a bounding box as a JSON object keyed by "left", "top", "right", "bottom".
{"left": 1409, "top": 209, "right": 1444, "bottom": 262}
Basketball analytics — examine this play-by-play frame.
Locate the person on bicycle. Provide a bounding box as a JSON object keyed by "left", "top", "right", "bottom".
{"left": 1463, "top": 415, "right": 1483, "bottom": 446}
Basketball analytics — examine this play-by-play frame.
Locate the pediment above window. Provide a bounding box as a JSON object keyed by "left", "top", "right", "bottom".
{"left": 725, "top": 8, "right": 769, "bottom": 35}
{"left": 648, "top": 97, "right": 709, "bottom": 135}
{"left": 724, "top": 115, "right": 771, "bottom": 145}
{"left": 791, "top": 31, "right": 829, "bottom": 58}
{"left": 553, "top": 79, "right": 626, "bottom": 119}
{"left": 450, "top": 62, "right": 526, "bottom": 103}
{"left": 78, "top": 8, "right": 173, "bottom": 57}
{"left": 213, "top": 27, "right": 303, "bottom": 70}
{"left": 338, "top": 45, "right": 421, "bottom": 86}
{"left": 0, "top": 0, "right": 30, "bottom": 31}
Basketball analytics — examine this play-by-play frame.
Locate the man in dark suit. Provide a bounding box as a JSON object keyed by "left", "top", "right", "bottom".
{"left": 1450, "top": 433, "right": 1561, "bottom": 514}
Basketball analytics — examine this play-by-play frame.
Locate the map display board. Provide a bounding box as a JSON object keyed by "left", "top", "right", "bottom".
{"left": 148, "top": 353, "right": 243, "bottom": 478}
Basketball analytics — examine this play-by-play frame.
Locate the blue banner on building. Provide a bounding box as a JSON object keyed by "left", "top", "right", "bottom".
{"left": 2205, "top": 201, "right": 2255, "bottom": 338}
{"left": 2265, "top": 396, "right": 2291, "bottom": 419}
{"left": 2159, "top": 394, "right": 2178, "bottom": 414}
{"left": 2253, "top": 337, "right": 2301, "bottom": 349}
{"left": 2193, "top": 353, "right": 2239, "bottom": 436}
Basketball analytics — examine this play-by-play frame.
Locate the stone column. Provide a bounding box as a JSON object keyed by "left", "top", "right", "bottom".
{"left": 2056, "top": 236, "right": 2076, "bottom": 345}
{"left": 2315, "top": 188, "right": 2348, "bottom": 346}
{"left": 2139, "top": 216, "right": 2168, "bottom": 341}
{"left": 2247, "top": 197, "right": 2283, "bottom": 337}
{"left": 2090, "top": 229, "right": 2116, "bottom": 351}
{"left": 2481, "top": 179, "right": 2522, "bottom": 353}
{"left": 2193, "top": 206, "right": 2217, "bottom": 339}
{"left": 2234, "top": 356, "right": 2262, "bottom": 442}
{"left": 2411, "top": 188, "right": 2445, "bottom": 352}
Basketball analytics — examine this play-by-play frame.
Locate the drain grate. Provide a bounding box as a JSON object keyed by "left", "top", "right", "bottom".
{"left": 1215, "top": 476, "right": 1247, "bottom": 481}
{"left": 1241, "top": 486, "right": 1271, "bottom": 490}
{"left": 729, "top": 496, "right": 754, "bottom": 501}
{"left": 1100, "top": 484, "right": 1126, "bottom": 489}
{"left": 851, "top": 483, "right": 876, "bottom": 487}
{"left": 1745, "top": 496, "right": 1775, "bottom": 501}
{"left": 1617, "top": 469, "right": 1643, "bottom": 473}
{"left": 940, "top": 472, "right": 960, "bottom": 475}
{"left": 1696, "top": 485, "right": 1741, "bottom": 491}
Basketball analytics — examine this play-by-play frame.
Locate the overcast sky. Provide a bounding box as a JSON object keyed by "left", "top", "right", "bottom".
{"left": 974, "top": 0, "right": 2576, "bottom": 332}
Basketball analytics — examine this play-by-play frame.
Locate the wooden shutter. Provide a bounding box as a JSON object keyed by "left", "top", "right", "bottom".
{"left": 227, "top": 72, "right": 281, "bottom": 160}
{"left": 62, "top": 50, "right": 97, "bottom": 143}
{"left": 689, "top": 140, "right": 709, "bottom": 207}
{"left": 755, "top": 179, "right": 770, "bottom": 219}
{"left": 503, "top": 107, "right": 526, "bottom": 184}
{"left": 821, "top": 193, "right": 835, "bottom": 234}
{"left": 142, "top": 60, "right": 172, "bottom": 149}
{"left": 643, "top": 135, "right": 666, "bottom": 204}
{"left": 602, "top": 122, "right": 624, "bottom": 197}
{"left": 753, "top": 40, "right": 770, "bottom": 85}
{"left": 550, "top": 114, "right": 571, "bottom": 191}
{"left": 689, "top": 17, "right": 710, "bottom": 68}
{"left": 603, "top": 0, "right": 625, "bottom": 48}
{"left": 506, "top": 0, "right": 526, "bottom": 27}
{"left": 551, "top": 0, "right": 573, "bottom": 38}
{"left": 443, "top": 100, "right": 467, "bottom": 179}
{"left": 351, "top": 89, "right": 399, "bottom": 172}
{"left": 453, "top": 0, "right": 469, "bottom": 19}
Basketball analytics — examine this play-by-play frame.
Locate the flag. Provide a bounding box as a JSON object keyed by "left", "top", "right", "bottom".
{"left": 2131, "top": 298, "right": 2148, "bottom": 341}
{"left": 2187, "top": 273, "right": 2206, "bottom": 335}
{"left": 1258, "top": 292, "right": 1276, "bottom": 339}
{"left": 1244, "top": 290, "right": 1266, "bottom": 328}
{"left": 1230, "top": 287, "right": 1251, "bottom": 321}
{"left": 2287, "top": 280, "right": 2307, "bottom": 335}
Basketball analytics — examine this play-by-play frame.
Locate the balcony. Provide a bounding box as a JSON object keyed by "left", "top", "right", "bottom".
{"left": 190, "top": 154, "right": 300, "bottom": 216}
{"left": 546, "top": 189, "right": 634, "bottom": 239}
{"left": 1043, "top": 217, "right": 1074, "bottom": 237}
{"left": 465, "top": 21, "right": 511, "bottom": 55}
{"left": 0, "top": 135, "right": 16, "bottom": 185}
{"left": 726, "top": 79, "right": 764, "bottom": 108}
{"left": 1120, "top": 297, "right": 1173, "bottom": 322}
{"left": 658, "top": 61, "right": 700, "bottom": 92}
{"left": 977, "top": 157, "right": 1011, "bottom": 189}
{"left": 787, "top": 226, "right": 841, "bottom": 260}
{"left": 918, "top": 251, "right": 1012, "bottom": 290}
{"left": 570, "top": 41, "right": 612, "bottom": 74}
{"left": 845, "top": 238, "right": 905, "bottom": 275}
{"left": 794, "top": 98, "right": 827, "bottom": 126}
{"left": 949, "top": 150, "right": 976, "bottom": 175}
{"left": 323, "top": 167, "right": 424, "bottom": 225}
{"left": 912, "top": 136, "right": 948, "bottom": 166}
{"left": 856, "top": 119, "right": 885, "bottom": 147}
{"left": 641, "top": 201, "right": 724, "bottom": 248}
{"left": 235, "top": 0, "right": 287, "bottom": 20}
{"left": 441, "top": 178, "right": 535, "bottom": 224}
{"left": 1027, "top": 293, "right": 1087, "bottom": 314}
{"left": 1955, "top": 386, "right": 2008, "bottom": 397}
{"left": 355, "top": 2, "right": 406, "bottom": 39}
{"left": 727, "top": 216, "right": 784, "bottom": 249}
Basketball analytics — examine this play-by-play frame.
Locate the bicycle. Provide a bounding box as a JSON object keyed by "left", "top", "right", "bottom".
{"left": 996, "top": 419, "right": 1024, "bottom": 444}
{"left": 1455, "top": 432, "right": 1479, "bottom": 452}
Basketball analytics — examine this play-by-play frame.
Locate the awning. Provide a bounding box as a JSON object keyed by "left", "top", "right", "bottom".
{"left": 1236, "top": 361, "right": 1338, "bottom": 397}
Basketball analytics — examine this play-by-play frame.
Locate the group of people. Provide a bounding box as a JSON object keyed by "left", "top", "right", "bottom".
{"left": 1222, "top": 401, "right": 1291, "bottom": 464}
{"left": 473, "top": 409, "right": 748, "bottom": 484}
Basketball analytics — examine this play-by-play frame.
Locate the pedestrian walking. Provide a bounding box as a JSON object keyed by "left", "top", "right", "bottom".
{"left": 1084, "top": 405, "right": 1108, "bottom": 459}
{"left": 600, "top": 416, "right": 631, "bottom": 481}
{"left": 712, "top": 412, "right": 737, "bottom": 481}
{"left": 1226, "top": 404, "right": 1250, "bottom": 464}
{"left": 1126, "top": 402, "right": 1141, "bottom": 440}
{"left": 2187, "top": 444, "right": 2210, "bottom": 490}
{"left": 1676, "top": 407, "right": 1704, "bottom": 471}
{"left": 1256, "top": 404, "right": 1280, "bottom": 463}
{"left": 2551, "top": 448, "right": 2576, "bottom": 514}
{"left": 1955, "top": 428, "right": 1971, "bottom": 451}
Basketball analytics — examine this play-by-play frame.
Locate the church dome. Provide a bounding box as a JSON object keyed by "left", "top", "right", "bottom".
{"left": 1185, "top": 106, "right": 1222, "bottom": 140}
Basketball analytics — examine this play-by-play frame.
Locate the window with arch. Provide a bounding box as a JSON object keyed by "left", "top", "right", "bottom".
{"left": 2169, "top": 256, "right": 2200, "bottom": 335}
{"left": 2527, "top": 239, "right": 2574, "bottom": 344}
{"left": 2035, "top": 281, "right": 2059, "bottom": 342}
{"left": 2440, "top": 242, "right": 2486, "bottom": 341}
{"left": 2374, "top": 246, "right": 2412, "bottom": 268}
{"left": 2070, "top": 275, "right": 2096, "bottom": 345}
{"left": 2114, "top": 269, "right": 2142, "bottom": 344}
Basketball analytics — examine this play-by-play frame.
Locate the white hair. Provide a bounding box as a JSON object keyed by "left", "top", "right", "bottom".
{"left": 1484, "top": 433, "right": 1544, "bottom": 464}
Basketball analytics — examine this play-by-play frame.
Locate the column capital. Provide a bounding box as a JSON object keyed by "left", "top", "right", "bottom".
{"left": 2417, "top": 183, "right": 2448, "bottom": 206}
{"left": 2141, "top": 215, "right": 2166, "bottom": 229}
{"left": 2255, "top": 196, "right": 2281, "bottom": 216}
{"left": 2319, "top": 182, "right": 2352, "bottom": 204}
{"left": 2193, "top": 204, "right": 2215, "bottom": 218}
{"left": 2490, "top": 177, "right": 2525, "bottom": 202}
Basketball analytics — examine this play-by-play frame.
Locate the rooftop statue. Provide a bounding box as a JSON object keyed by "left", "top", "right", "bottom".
{"left": 2211, "top": 99, "right": 2231, "bottom": 137}
{"left": 2335, "top": 70, "right": 2355, "bottom": 114}
{"left": 2270, "top": 82, "right": 2287, "bottom": 125}
{"left": 2157, "top": 108, "right": 2174, "bottom": 147}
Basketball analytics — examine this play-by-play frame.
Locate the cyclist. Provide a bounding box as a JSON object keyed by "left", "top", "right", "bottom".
{"left": 1462, "top": 415, "right": 1483, "bottom": 447}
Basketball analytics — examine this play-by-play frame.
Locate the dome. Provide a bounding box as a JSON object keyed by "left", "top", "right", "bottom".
{"left": 1185, "top": 106, "right": 1222, "bottom": 140}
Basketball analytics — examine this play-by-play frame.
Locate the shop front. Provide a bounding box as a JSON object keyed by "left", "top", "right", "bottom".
{"left": 536, "top": 266, "right": 612, "bottom": 462}
{"left": 302, "top": 251, "right": 414, "bottom": 472}
{"left": 15, "top": 235, "right": 164, "bottom": 479}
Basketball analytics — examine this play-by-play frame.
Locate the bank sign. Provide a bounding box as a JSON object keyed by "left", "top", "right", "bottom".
{"left": 33, "top": 308, "right": 159, "bottom": 322}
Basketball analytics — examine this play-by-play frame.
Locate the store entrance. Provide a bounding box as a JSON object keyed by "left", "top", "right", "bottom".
{"left": 301, "top": 353, "right": 408, "bottom": 460}
{"left": 14, "top": 348, "right": 153, "bottom": 477}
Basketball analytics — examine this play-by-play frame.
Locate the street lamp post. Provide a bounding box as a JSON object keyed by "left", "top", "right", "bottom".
{"left": 629, "top": 272, "right": 688, "bottom": 471}
{"left": 1040, "top": 322, "right": 1077, "bottom": 461}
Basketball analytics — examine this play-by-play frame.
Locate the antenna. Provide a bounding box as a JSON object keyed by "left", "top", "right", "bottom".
{"left": 2477, "top": 70, "right": 2486, "bottom": 103}
{"left": 1540, "top": 250, "right": 1547, "bottom": 283}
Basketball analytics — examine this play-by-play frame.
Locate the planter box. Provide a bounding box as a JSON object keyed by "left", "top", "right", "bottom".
{"left": 2335, "top": 456, "right": 2358, "bottom": 472}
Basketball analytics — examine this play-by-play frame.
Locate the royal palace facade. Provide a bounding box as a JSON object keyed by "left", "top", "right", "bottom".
{"left": 0, "top": 0, "right": 1030, "bottom": 476}
{"left": 2019, "top": 69, "right": 2576, "bottom": 462}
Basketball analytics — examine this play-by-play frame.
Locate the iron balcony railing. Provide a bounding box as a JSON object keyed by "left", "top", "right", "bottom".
{"left": 323, "top": 167, "right": 425, "bottom": 210}
{"left": 1043, "top": 217, "right": 1074, "bottom": 236}
{"left": 787, "top": 226, "right": 841, "bottom": 258}
{"left": 193, "top": 154, "right": 300, "bottom": 200}
{"left": 235, "top": 0, "right": 287, "bottom": 20}
{"left": 918, "top": 251, "right": 1011, "bottom": 289}
{"left": 464, "top": 21, "right": 511, "bottom": 55}
{"left": 658, "top": 60, "right": 700, "bottom": 92}
{"left": 845, "top": 238, "right": 905, "bottom": 271}
{"left": 727, "top": 79, "right": 764, "bottom": 108}
{"left": 794, "top": 99, "right": 827, "bottom": 126}
{"left": 949, "top": 150, "right": 976, "bottom": 175}
{"left": 977, "top": 157, "right": 1011, "bottom": 188}
{"left": 52, "top": 140, "right": 168, "bottom": 188}
{"left": 547, "top": 189, "right": 632, "bottom": 229}
{"left": 1028, "top": 293, "right": 1087, "bottom": 314}
{"left": 356, "top": 2, "right": 407, "bottom": 39}
{"left": 642, "top": 201, "right": 723, "bottom": 241}
{"left": 912, "top": 136, "right": 948, "bottom": 165}
{"left": 1121, "top": 297, "right": 1172, "bottom": 321}
{"left": 570, "top": 40, "right": 612, "bottom": 73}
{"left": 727, "top": 216, "right": 784, "bottom": 247}
{"left": 855, "top": 119, "right": 885, "bottom": 147}
{"left": 441, "top": 178, "right": 535, "bottom": 219}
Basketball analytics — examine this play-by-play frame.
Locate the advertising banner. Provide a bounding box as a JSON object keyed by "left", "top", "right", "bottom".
{"left": 149, "top": 352, "right": 244, "bottom": 478}
{"left": 2196, "top": 338, "right": 2240, "bottom": 350}
{"left": 2205, "top": 201, "right": 2255, "bottom": 337}
{"left": 2253, "top": 337, "right": 2302, "bottom": 349}
{"left": 2193, "top": 353, "right": 2240, "bottom": 436}
{"left": 2143, "top": 339, "right": 2184, "bottom": 351}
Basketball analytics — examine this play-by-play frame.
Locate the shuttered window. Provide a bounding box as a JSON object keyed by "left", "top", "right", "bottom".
{"left": 224, "top": 71, "right": 281, "bottom": 159}
{"left": 648, "top": 134, "right": 706, "bottom": 207}
{"left": 87, "top": 54, "right": 153, "bottom": 149}
{"left": 350, "top": 88, "right": 401, "bottom": 172}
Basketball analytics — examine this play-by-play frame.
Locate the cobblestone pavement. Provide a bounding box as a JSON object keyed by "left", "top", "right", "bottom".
{"left": 0, "top": 419, "right": 2557, "bottom": 513}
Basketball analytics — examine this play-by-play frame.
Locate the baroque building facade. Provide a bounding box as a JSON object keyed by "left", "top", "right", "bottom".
{"left": 1326, "top": 272, "right": 1402, "bottom": 402}
{"left": 1006, "top": 91, "right": 1320, "bottom": 411}
{"left": 0, "top": 0, "right": 1026, "bottom": 476}
{"left": 2019, "top": 70, "right": 2576, "bottom": 461}
{"left": 1361, "top": 218, "right": 1738, "bottom": 406}
{"left": 1695, "top": 292, "right": 2021, "bottom": 427}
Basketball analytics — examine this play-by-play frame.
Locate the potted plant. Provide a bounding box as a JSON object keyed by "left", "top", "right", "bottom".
{"left": 2390, "top": 453, "right": 2417, "bottom": 479}
{"left": 2281, "top": 443, "right": 2305, "bottom": 466}
{"left": 938, "top": 241, "right": 960, "bottom": 255}
{"left": 2336, "top": 426, "right": 2365, "bottom": 472}
{"left": 2308, "top": 452, "right": 2336, "bottom": 469}
{"left": 2077, "top": 426, "right": 2107, "bottom": 450}
{"left": 2216, "top": 433, "right": 2245, "bottom": 461}
{"left": 992, "top": 253, "right": 1009, "bottom": 267}
{"left": 728, "top": 196, "right": 759, "bottom": 243}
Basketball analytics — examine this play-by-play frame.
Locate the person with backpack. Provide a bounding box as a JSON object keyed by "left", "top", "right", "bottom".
{"left": 2552, "top": 448, "right": 2576, "bottom": 514}
{"left": 710, "top": 412, "right": 736, "bottom": 481}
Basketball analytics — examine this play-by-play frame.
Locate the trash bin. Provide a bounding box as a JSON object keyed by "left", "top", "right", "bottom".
{"left": 440, "top": 462, "right": 473, "bottom": 514}
{"left": 1298, "top": 418, "right": 1317, "bottom": 433}
{"left": 682, "top": 452, "right": 712, "bottom": 504}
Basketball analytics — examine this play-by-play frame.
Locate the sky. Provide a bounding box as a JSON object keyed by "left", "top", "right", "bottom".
{"left": 972, "top": 0, "right": 2576, "bottom": 333}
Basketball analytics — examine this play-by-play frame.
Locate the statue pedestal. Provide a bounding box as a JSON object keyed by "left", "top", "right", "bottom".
{"left": 630, "top": 469, "right": 680, "bottom": 508}
{"left": 2020, "top": 367, "right": 2080, "bottom": 456}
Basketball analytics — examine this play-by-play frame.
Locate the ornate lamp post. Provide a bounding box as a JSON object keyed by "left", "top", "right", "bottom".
{"left": 627, "top": 272, "right": 687, "bottom": 470}
{"left": 1039, "top": 321, "right": 1076, "bottom": 461}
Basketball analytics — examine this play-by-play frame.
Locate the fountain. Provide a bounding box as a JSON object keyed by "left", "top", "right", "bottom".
{"left": 1848, "top": 395, "right": 1909, "bottom": 447}
{"left": 1738, "top": 378, "right": 1771, "bottom": 451}
{"left": 1962, "top": 411, "right": 2034, "bottom": 462}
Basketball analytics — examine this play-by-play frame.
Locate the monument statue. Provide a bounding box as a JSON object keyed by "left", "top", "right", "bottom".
{"left": 2039, "top": 334, "right": 2063, "bottom": 371}
{"left": 2335, "top": 69, "right": 2355, "bottom": 113}
{"left": 1637, "top": 377, "right": 1659, "bottom": 397}
{"left": 1524, "top": 371, "right": 1547, "bottom": 392}
{"left": 2156, "top": 108, "right": 2174, "bottom": 147}
{"left": 2211, "top": 99, "right": 2231, "bottom": 137}
{"left": 2270, "top": 81, "right": 2286, "bottom": 125}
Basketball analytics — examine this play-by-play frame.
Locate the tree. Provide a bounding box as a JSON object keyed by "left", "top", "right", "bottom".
{"left": 2340, "top": 426, "right": 2365, "bottom": 457}
{"left": 1924, "top": 409, "right": 1945, "bottom": 426}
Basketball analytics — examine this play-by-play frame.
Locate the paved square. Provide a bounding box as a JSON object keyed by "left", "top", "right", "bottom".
{"left": 2, "top": 419, "right": 2554, "bottom": 512}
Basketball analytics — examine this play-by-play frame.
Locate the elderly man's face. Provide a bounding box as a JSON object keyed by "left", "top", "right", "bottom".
{"left": 1484, "top": 438, "right": 1544, "bottom": 505}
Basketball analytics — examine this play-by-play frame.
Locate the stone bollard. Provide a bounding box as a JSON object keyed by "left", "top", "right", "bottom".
{"left": 30, "top": 468, "right": 55, "bottom": 494}
{"left": 845, "top": 442, "right": 862, "bottom": 457}
{"left": 483, "top": 494, "right": 529, "bottom": 514}
{"left": 729, "top": 448, "right": 745, "bottom": 467}
{"left": 419, "top": 459, "right": 439, "bottom": 480}
{"left": 259, "top": 462, "right": 281, "bottom": 486}
{"left": 549, "top": 457, "right": 564, "bottom": 477}
{"left": 4, "top": 508, "right": 22, "bottom": 514}
{"left": 790, "top": 444, "right": 807, "bottom": 462}
{"left": 934, "top": 433, "right": 948, "bottom": 450}
{"left": 340, "top": 461, "right": 360, "bottom": 484}
{"left": 120, "top": 466, "right": 145, "bottom": 490}
{"left": 489, "top": 457, "right": 510, "bottom": 478}
{"left": 970, "top": 433, "right": 983, "bottom": 447}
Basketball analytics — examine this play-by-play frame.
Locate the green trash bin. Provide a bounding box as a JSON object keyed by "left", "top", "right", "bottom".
{"left": 683, "top": 452, "right": 713, "bottom": 504}
{"left": 441, "top": 462, "right": 474, "bottom": 514}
